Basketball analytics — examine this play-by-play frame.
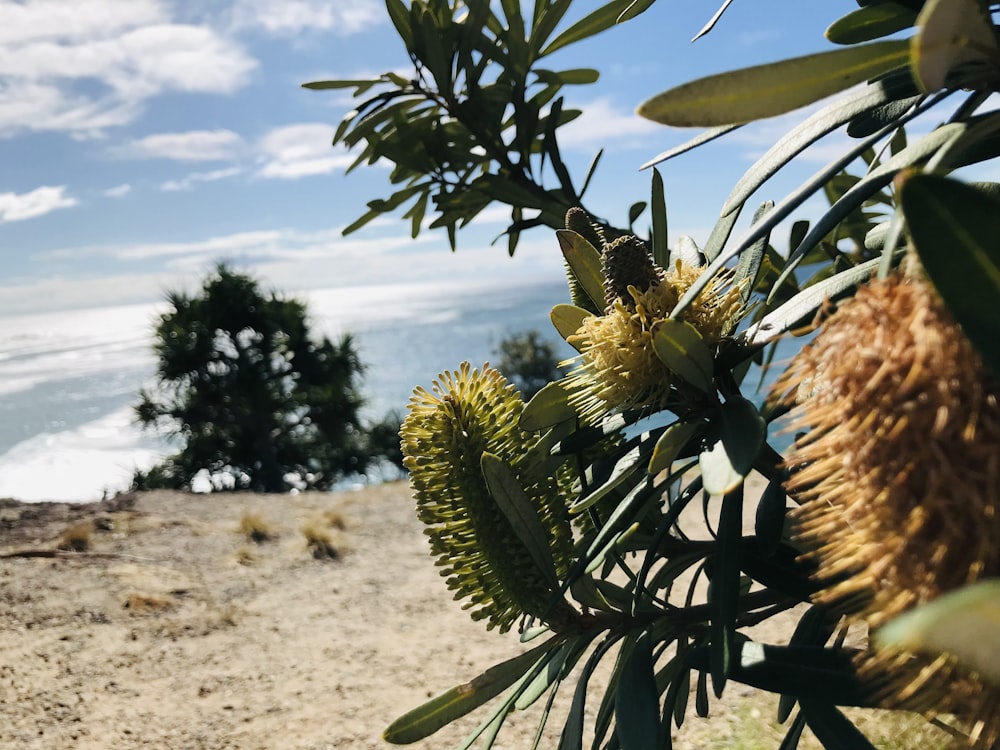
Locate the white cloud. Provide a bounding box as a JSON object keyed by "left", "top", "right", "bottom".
{"left": 229, "top": 0, "right": 382, "bottom": 36}
{"left": 161, "top": 167, "right": 242, "bottom": 192}
{"left": 115, "top": 129, "right": 244, "bottom": 161}
{"left": 104, "top": 184, "right": 132, "bottom": 198}
{"left": 559, "top": 97, "right": 663, "bottom": 151}
{"left": 0, "top": 0, "right": 256, "bottom": 137}
{"left": 255, "top": 123, "right": 353, "bottom": 179}
{"left": 0, "top": 185, "right": 77, "bottom": 223}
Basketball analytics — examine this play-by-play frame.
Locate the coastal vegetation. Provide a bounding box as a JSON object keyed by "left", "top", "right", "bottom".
{"left": 310, "top": 1, "right": 1000, "bottom": 748}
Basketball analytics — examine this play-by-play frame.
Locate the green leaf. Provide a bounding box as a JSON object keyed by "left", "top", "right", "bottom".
{"left": 911, "top": 0, "right": 998, "bottom": 92}
{"left": 699, "top": 397, "right": 765, "bottom": 495}
{"left": 637, "top": 40, "right": 910, "bottom": 127}
{"left": 550, "top": 304, "right": 590, "bottom": 347}
{"left": 686, "top": 641, "right": 871, "bottom": 707}
{"left": 799, "top": 700, "right": 876, "bottom": 750}
{"left": 383, "top": 639, "right": 559, "bottom": 743}
{"left": 615, "top": 630, "right": 661, "bottom": 749}
{"left": 617, "top": 0, "right": 657, "bottom": 24}
{"left": 648, "top": 421, "right": 700, "bottom": 476}
{"left": 826, "top": 4, "right": 919, "bottom": 45}
{"left": 627, "top": 200, "right": 647, "bottom": 228}
{"left": 875, "top": 580, "right": 1000, "bottom": 683}
{"left": 721, "top": 82, "right": 911, "bottom": 216}
{"left": 734, "top": 201, "right": 774, "bottom": 309}
{"left": 710, "top": 487, "right": 743, "bottom": 696}
{"left": 754, "top": 479, "right": 787, "bottom": 559}
{"left": 557, "top": 229, "right": 606, "bottom": 313}
{"left": 650, "top": 168, "right": 669, "bottom": 269}
{"left": 386, "top": 0, "right": 414, "bottom": 50}
{"left": 651, "top": 318, "right": 714, "bottom": 392}
{"left": 520, "top": 381, "right": 577, "bottom": 432}
{"left": 641, "top": 125, "right": 741, "bottom": 170}
{"left": 899, "top": 173, "right": 1000, "bottom": 375}
{"left": 534, "top": 67, "right": 601, "bottom": 85}
{"left": 302, "top": 78, "right": 379, "bottom": 90}
{"left": 481, "top": 453, "right": 561, "bottom": 592}
{"left": 747, "top": 257, "right": 881, "bottom": 345}
{"left": 540, "top": 1, "right": 632, "bottom": 57}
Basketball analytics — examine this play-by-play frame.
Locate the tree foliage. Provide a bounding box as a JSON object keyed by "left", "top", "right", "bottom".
{"left": 494, "top": 329, "right": 566, "bottom": 400}
{"left": 317, "top": 1, "right": 1000, "bottom": 748}
{"left": 134, "top": 264, "right": 368, "bottom": 493}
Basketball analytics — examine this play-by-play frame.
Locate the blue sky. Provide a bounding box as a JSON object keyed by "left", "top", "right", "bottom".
{"left": 0, "top": 1, "right": 841, "bottom": 314}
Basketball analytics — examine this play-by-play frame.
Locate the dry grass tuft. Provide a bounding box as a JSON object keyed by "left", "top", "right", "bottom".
{"left": 321, "top": 509, "right": 347, "bottom": 530}
{"left": 234, "top": 546, "right": 257, "bottom": 565}
{"left": 57, "top": 521, "right": 94, "bottom": 551}
{"left": 238, "top": 512, "right": 276, "bottom": 543}
{"left": 123, "top": 592, "right": 174, "bottom": 614}
{"left": 302, "top": 521, "right": 340, "bottom": 560}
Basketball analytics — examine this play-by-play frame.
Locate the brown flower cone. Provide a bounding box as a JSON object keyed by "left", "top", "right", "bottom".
{"left": 773, "top": 272, "right": 1000, "bottom": 747}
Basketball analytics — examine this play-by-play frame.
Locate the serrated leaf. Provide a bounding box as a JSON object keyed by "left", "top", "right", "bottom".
{"left": 481, "top": 452, "right": 561, "bottom": 592}
{"left": 648, "top": 421, "right": 700, "bottom": 475}
{"left": 637, "top": 41, "right": 910, "bottom": 127}
{"left": 875, "top": 580, "right": 1000, "bottom": 683}
{"left": 557, "top": 229, "right": 606, "bottom": 313}
{"left": 651, "top": 318, "right": 714, "bottom": 391}
{"left": 383, "top": 639, "right": 558, "bottom": 743}
{"left": 826, "top": 4, "right": 919, "bottom": 45}
{"left": 615, "top": 630, "right": 661, "bottom": 749}
{"left": 911, "top": 0, "right": 998, "bottom": 92}
{"left": 699, "top": 397, "right": 765, "bottom": 495}
{"left": 899, "top": 173, "right": 1000, "bottom": 375}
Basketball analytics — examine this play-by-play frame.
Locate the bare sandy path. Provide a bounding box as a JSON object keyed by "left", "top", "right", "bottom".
{"left": 0, "top": 480, "right": 939, "bottom": 749}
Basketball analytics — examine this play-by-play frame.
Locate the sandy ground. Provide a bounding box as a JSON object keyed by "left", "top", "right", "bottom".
{"left": 0, "top": 480, "right": 942, "bottom": 750}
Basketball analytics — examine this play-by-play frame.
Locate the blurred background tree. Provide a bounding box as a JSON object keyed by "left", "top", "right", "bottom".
{"left": 493, "top": 329, "right": 567, "bottom": 399}
{"left": 133, "top": 263, "right": 368, "bottom": 493}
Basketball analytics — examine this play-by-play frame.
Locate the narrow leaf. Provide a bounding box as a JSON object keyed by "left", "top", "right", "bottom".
{"left": 550, "top": 304, "right": 590, "bottom": 347}
{"left": 826, "top": 4, "right": 919, "bottom": 45}
{"left": 650, "top": 168, "right": 669, "bottom": 268}
{"left": 710, "top": 487, "right": 743, "bottom": 696}
{"left": 540, "top": 1, "right": 632, "bottom": 57}
{"left": 648, "top": 421, "right": 700, "bottom": 476}
{"left": 900, "top": 173, "right": 1000, "bottom": 375}
{"left": 875, "top": 580, "right": 1000, "bottom": 683}
{"left": 383, "top": 640, "right": 558, "bottom": 743}
{"left": 754, "top": 479, "right": 787, "bottom": 559}
{"left": 638, "top": 41, "right": 910, "bottom": 127}
{"left": 615, "top": 630, "right": 661, "bottom": 749}
{"left": 641, "top": 125, "right": 741, "bottom": 170}
{"left": 699, "top": 397, "right": 765, "bottom": 495}
{"left": 651, "top": 318, "right": 714, "bottom": 392}
{"left": 746, "top": 257, "right": 880, "bottom": 345}
{"left": 911, "top": 0, "right": 998, "bottom": 92}
{"left": 557, "top": 229, "right": 606, "bottom": 313}
{"left": 520, "top": 381, "right": 577, "bottom": 432}
{"left": 800, "top": 700, "right": 877, "bottom": 750}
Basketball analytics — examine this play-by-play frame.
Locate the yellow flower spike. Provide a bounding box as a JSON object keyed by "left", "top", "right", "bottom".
{"left": 772, "top": 271, "right": 1000, "bottom": 746}
{"left": 562, "top": 238, "right": 743, "bottom": 424}
{"left": 401, "top": 362, "right": 578, "bottom": 634}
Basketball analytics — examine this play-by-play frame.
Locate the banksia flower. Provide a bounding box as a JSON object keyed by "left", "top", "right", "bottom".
{"left": 773, "top": 270, "right": 1000, "bottom": 745}
{"left": 401, "top": 362, "right": 578, "bottom": 633}
{"left": 563, "top": 239, "right": 742, "bottom": 423}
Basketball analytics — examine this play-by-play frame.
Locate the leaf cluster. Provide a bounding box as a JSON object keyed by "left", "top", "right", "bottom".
{"left": 359, "top": 0, "right": 1000, "bottom": 747}
{"left": 305, "top": 0, "right": 646, "bottom": 253}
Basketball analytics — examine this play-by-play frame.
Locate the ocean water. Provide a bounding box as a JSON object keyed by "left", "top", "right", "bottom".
{"left": 0, "top": 277, "right": 796, "bottom": 503}
{"left": 0, "top": 278, "right": 575, "bottom": 502}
